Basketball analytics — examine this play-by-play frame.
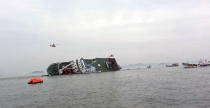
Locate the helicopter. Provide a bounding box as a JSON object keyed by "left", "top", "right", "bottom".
{"left": 49, "top": 43, "right": 58, "bottom": 48}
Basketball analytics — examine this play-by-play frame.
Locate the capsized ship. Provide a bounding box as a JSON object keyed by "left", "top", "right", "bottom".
{"left": 47, "top": 57, "right": 121, "bottom": 76}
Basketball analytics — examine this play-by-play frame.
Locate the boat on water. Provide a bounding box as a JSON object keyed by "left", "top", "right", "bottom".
{"left": 47, "top": 57, "right": 121, "bottom": 76}
{"left": 147, "top": 65, "right": 151, "bottom": 69}
{"left": 28, "top": 78, "right": 43, "bottom": 84}
{"left": 166, "top": 63, "right": 179, "bottom": 67}
{"left": 182, "top": 63, "right": 198, "bottom": 68}
{"left": 182, "top": 60, "right": 210, "bottom": 68}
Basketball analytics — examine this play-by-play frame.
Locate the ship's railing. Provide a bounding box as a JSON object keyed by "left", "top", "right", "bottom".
{"left": 59, "top": 61, "right": 77, "bottom": 75}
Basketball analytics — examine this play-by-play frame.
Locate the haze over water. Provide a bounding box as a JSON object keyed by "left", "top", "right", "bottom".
{"left": 1, "top": 0, "right": 210, "bottom": 107}
{"left": 0, "top": 67, "right": 209, "bottom": 108}
{"left": 1, "top": 0, "right": 210, "bottom": 76}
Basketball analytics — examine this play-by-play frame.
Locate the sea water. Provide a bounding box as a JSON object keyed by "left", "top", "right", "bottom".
{"left": 0, "top": 67, "right": 209, "bottom": 108}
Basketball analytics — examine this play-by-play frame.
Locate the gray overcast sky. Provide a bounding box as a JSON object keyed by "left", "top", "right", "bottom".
{"left": 0, "top": 0, "right": 210, "bottom": 76}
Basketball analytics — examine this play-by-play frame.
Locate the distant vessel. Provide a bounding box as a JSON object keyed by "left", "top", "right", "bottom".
{"left": 47, "top": 57, "right": 121, "bottom": 76}
{"left": 166, "top": 63, "right": 179, "bottom": 67}
{"left": 182, "top": 59, "right": 210, "bottom": 68}
{"left": 182, "top": 63, "right": 198, "bottom": 68}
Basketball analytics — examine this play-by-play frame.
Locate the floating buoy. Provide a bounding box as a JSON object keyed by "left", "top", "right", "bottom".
{"left": 28, "top": 78, "right": 43, "bottom": 84}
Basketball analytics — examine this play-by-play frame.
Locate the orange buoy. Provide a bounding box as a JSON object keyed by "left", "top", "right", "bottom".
{"left": 28, "top": 78, "right": 43, "bottom": 84}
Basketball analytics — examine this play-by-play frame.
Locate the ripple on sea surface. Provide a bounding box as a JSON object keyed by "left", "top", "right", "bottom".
{"left": 0, "top": 67, "right": 210, "bottom": 108}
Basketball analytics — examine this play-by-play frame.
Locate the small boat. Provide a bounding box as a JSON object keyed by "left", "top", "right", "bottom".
{"left": 147, "top": 65, "right": 151, "bottom": 69}
{"left": 28, "top": 78, "right": 43, "bottom": 84}
{"left": 166, "top": 63, "right": 179, "bottom": 67}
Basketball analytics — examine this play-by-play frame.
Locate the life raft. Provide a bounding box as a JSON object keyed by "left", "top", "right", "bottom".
{"left": 28, "top": 78, "right": 43, "bottom": 84}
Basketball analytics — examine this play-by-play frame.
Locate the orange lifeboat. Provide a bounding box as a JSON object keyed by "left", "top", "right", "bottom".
{"left": 28, "top": 78, "right": 43, "bottom": 84}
